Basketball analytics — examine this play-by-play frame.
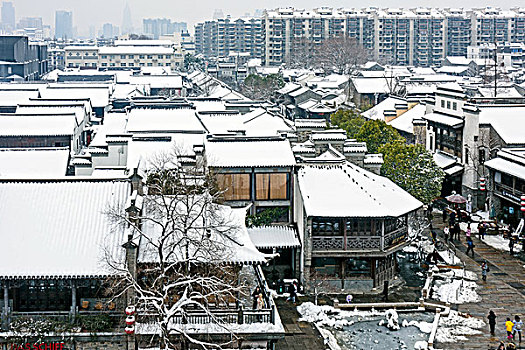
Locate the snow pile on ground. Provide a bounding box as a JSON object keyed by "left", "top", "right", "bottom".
{"left": 317, "top": 325, "right": 343, "bottom": 350}
{"left": 402, "top": 319, "right": 433, "bottom": 334}
{"left": 296, "top": 302, "right": 382, "bottom": 329}
{"left": 414, "top": 340, "right": 428, "bottom": 349}
{"left": 403, "top": 245, "right": 419, "bottom": 253}
{"left": 436, "top": 310, "right": 484, "bottom": 343}
{"left": 437, "top": 249, "right": 462, "bottom": 265}
{"left": 483, "top": 235, "right": 522, "bottom": 253}
{"left": 385, "top": 309, "right": 400, "bottom": 330}
{"left": 432, "top": 269, "right": 480, "bottom": 304}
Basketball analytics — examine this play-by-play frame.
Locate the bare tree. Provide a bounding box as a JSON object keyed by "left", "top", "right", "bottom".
{"left": 105, "top": 149, "right": 260, "bottom": 349}
{"left": 287, "top": 37, "right": 318, "bottom": 69}
{"left": 315, "top": 37, "right": 369, "bottom": 75}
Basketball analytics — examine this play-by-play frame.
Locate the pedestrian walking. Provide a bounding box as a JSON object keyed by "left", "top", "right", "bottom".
{"left": 481, "top": 261, "right": 489, "bottom": 281}
{"left": 506, "top": 317, "right": 515, "bottom": 340}
{"left": 449, "top": 211, "right": 456, "bottom": 227}
{"left": 488, "top": 310, "right": 497, "bottom": 336}
{"left": 455, "top": 223, "right": 461, "bottom": 241}
{"left": 431, "top": 228, "right": 437, "bottom": 243}
{"left": 466, "top": 236, "right": 475, "bottom": 257}
{"left": 256, "top": 293, "right": 264, "bottom": 309}
{"left": 466, "top": 224, "right": 472, "bottom": 238}
{"left": 442, "top": 208, "right": 448, "bottom": 223}
{"left": 497, "top": 341, "right": 505, "bottom": 350}
{"left": 513, "top": 315, "right": 523, "bottom": 343}
{"left": 287, "top": 280, "right": 298, "bottom": 304}
{"left": 509, "top": 238, "right": 515, "bottom": 255}
{"left": 444, "top": 226, "right": 450, "bottom": 244}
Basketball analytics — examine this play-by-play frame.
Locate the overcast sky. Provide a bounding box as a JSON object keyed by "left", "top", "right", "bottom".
{"left": 10, "top": 0, "right": 517, "bottom": 36}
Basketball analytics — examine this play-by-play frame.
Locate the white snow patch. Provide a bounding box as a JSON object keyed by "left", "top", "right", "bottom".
{"left": 297, "top": 302, "right": 380, "bottom": 328}
{"left": 436, "top": 310, "right": 484, "bottom": 343}
{"left": 414, "top": 340, "right": 428, "bottom": 349}
{"left": 483, "top": 235, "right": 522, "bottom": 253}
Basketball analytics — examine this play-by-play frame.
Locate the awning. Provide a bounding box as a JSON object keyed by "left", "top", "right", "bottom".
{"left": 485, "top": 157, "right": 525, "bottom": 181}
{"left": 248, "top": 226, "right": 301, "bottom": 249}
{"left": 445, "top": 164, "right": 464, "bottom": 176}
{"left": 423, "top": 112, "right": 463, "bottom": 128}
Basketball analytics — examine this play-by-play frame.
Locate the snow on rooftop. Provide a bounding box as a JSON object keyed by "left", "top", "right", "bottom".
{"left": 40, "top": 87, "right": 110, "bottom": 108}
{"left": 98, "top": 46, "right": 174, "bottom": 55}
{"left": 479, "top": 106, "right": 525, "bottom": 144}
{"left": 126, "top": 108, "right": 206, "bottom": 134}
{"left": 0, "top": 148, "right": 69, "bottom": 178}
{"left": 0, "top": 180, "right": 130, "bottom": 278}
{"left": 298, "top": 161, "right": 422, "bottom": 217}
{"left": 139, "top": 201, "right": 267, "bottom": 265}
{"left": 351, "top": 77, "right": 391, "bottom": 94}
{"left": 205, "top": 138, "right": 296, "bottom": 168}
{"left": 0, "top": 89, "right": 39, "bottom": 107}
{"left": 16, "top": 105, "right": 88, "bottom": 125}
{"left": 362, "top": 96, "right": 406, "bottom": 120}
{"left": 388, "top": 104, "right": 426, "bottom": 134}
{"left": 0, "top": 114, "right": 77, "bottom": 137}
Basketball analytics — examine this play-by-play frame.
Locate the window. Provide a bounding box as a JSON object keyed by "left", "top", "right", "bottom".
{"left": 147, "top": 55, "right": 153, "bottom": 59}
{"left": 216, "top": 173, "right": 250, "bottom": 200}
{"left": 110, "top": 63, "right": 115, "bottom": 67}
{"left": 101, "top": 63, "right": 107, "bottom": 67}
{"left": 158, "top": 55, "right": 164, "bottom": 59}
{"left": 166, "top": 55, "right": 172, "bottom": 59}
{"left": 139, "top": 63, "right": 145, "bottom": 66}
{"left": 158, "top": 63, "right": 163, "bottom": 66}
{"left": 441, "top": 100, "right": 445, "bottom": 108}
{"left": 128, "top": 55, "right": 134, "bottom": 59}
{"left": 120, "top": 55, "right": 126, "bottom": 59}
{"left": 129, "top": 63, "right": 134, "bottom": 67}
{"left": 479, "top": 149, "right": 486, "bottom": 164}
{"left": 447, "top": 101, "right": 451, "bottom": 109}
{"left": 139, "top": 55, "right": 145, "bottom": 59}
{"left": 101, "top": 55, "right": 107, "bottom": 59}
{"left": 452, "top": 102, "right": 457, "bottom": 110}
{"left": 312, "top": 218, "right": 341, "bottom": 235}
{"left": 166, "top": 62, "right": 171, "bottom": 66}
{"left": 255, "top": 173, "right": 288, "bottom": 200}
{"left": 121, "top": 63, "right": 126, "bottom": 67}
{"left": 147, "top": 63, "right": 153, "bottom": 66}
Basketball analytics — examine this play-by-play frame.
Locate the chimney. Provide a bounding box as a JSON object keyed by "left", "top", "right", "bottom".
{"left": 394, "top": 102, "right": 409, "bottom": 117}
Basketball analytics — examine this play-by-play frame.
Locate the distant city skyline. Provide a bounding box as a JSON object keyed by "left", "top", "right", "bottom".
{"left": 1, "top": 0, "right": 521, "bottom": 37}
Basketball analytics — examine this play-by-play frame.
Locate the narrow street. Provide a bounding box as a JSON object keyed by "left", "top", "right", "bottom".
{"left": 432, "top": 216, "right": 525, "bottom": 349}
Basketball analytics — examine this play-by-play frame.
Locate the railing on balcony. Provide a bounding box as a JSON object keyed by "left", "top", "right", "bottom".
{"left": 312, "top": 227, "right": 408, "bottom": 252}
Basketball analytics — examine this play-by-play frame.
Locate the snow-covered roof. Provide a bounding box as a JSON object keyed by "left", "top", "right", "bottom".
{"left": 310, "top": 130, "right": 347, "bottom": 141}
{"left": 98, "top": 46, "right": 174, "bottom": 55}
{"left": 388, "top": 104, "right": 426, "bottom": 134}
{"left": 248, "top": 226, "right": 300, "bottom": 249}
{"left": 485, "top": 148, "right": 525, "bottom": 180}
{"left": 362, "top": 96, "right": 406, "bottom": 120}
{"left": 126, "top": 75, "right": 183, "bottom": 89}
{"left": 206, "top": 138, "right": 296, "bottom": 168}
{"left": 479, "top": 106, "right": 525, "bottom": 145}
{"left": 0, "top": 180, "right": 130, "bottom": 278}
{"left": 0, "top": 113, "right": 77, "bottom": 137}
{"left": 276, "top": 83, "right": 301, "bottom": 95}
{"left": 0, "top": 148, "right": 69, "bottom": 178}
{"left": 297, "top": 161, "right": 422, "bottom": 217}
{"left": 433, "top": 151, "right": 458, "bottom": 170}
{"left": 351, "top": 77, "right": 391, "bottom": 94}
{"left": 16, "top": 105, "right": 88, "bottom": 125}
{"left": 423, "top": 112, "right": 463, "bottom": 128}
{"left": 294, "top": 118, "right": 327, "bottom": 128}
{"left": 40, "top": 87, "right": 110, "bottom": 108}
{"left": 126, "top": 108, "right": 206, "bottom": 134}
{"left": 0, "top": 89, "right": 39, "bottom": 107}
{"left": 139, "top": 200, "right": 267, "bottom": 265}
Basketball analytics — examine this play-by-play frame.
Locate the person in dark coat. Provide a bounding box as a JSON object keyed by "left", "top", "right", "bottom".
{"left": 252, "top": 287, "right": 261, "bottom": 309}
{"left": 443, "top": 209, "right": 448, "bottom": 223}
{"left": 488, "top": 310, "right": 497, "bottom": 336}
{"left": 509, "top": 238, "right": 515, "bottom": 255}
{"left": 466, "top": 236, "right": 475, "bottom": 257}
{"left": 449, "top": 211, "right": 456, "bottom": 227}
{"left": 454, "top": 223, "right": 461, "bottom": 241}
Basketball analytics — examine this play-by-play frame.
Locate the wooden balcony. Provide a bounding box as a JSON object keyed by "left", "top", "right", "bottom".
{"left": 312, "top": 227, "right": 408, "bottom": 253}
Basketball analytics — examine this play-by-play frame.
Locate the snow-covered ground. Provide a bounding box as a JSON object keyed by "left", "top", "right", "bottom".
{"left": 432, "top": 269, "right": 481, "bottom": 304}
{"left": 482, "top": 234, "right": 522, "bottom": 253}
{"left": 435, "top": 310, "right": 485, "bottom": 344}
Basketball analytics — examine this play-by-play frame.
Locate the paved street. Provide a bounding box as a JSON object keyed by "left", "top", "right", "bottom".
{"left": 433, "top": 216, "right": 525, "bottom": 350}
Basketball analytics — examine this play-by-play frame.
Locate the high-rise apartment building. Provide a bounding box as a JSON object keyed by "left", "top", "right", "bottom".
{"left": 1, "top": 1, "right": 15, "bottom": 32}
{"left": 143, "top": 18, "right": 187, "bottom": 39}
{"left": 194, "top": 17, "right": 263, "bottom": 59}
{"left": 55, "top": 10, "right": 73, "bottom": 39}
{"left": 196, "top": 7, "right": 525, "bottom": 67}
{"left": 17, "top": 17, "right": 43, "bottom": 30}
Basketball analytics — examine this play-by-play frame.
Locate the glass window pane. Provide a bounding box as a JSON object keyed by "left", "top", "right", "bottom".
{"left": 269, "top": 173, "right": 287, "bottom": 199}
{"left": 256, "top": 173, "right": 270, "bottom": 200}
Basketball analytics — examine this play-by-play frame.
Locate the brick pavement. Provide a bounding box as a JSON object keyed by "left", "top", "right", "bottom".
{"left": 433, "top": 216, "right": 525, "bottom": 350}
{"left": 274, "top": 297, "right": 328, "bottom": 350}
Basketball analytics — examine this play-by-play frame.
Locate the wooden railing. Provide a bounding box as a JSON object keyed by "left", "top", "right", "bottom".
{"left": 312, "top": 227, "right": 408, "bottom": 252}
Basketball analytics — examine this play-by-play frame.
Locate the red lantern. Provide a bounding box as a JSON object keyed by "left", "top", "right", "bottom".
{"left": 125, "top": 325, "right": 135, "bottom": 335}
{"left": 125, "top": 305, "right": 136, "bottom": 315}
{"left": 521, "top": 195, "right": 525, "bottom": 212}
{"left": 480, "top": 177, "right": 486, "bottom": 191}
{"left": 126, "top": 315, "right": 135, "bottom": 325}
